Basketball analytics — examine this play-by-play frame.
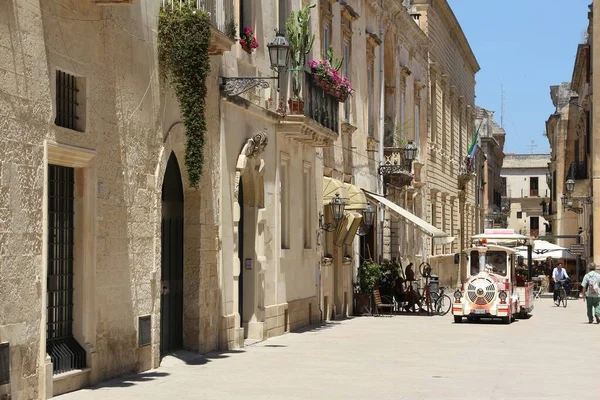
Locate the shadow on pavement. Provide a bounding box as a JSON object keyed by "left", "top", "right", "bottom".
{"left": 86, "top": 371, "right": 170, "bottom": 390}
{"left": 289, "top": 320, "right": 343, "bottom": 334}
{"left": 170, "top": 349, "right": 246, "bottom": 365}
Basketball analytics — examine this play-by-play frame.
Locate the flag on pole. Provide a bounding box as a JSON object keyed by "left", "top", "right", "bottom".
{"left": 467, "top": 120, "right": 484, "bottom": 155}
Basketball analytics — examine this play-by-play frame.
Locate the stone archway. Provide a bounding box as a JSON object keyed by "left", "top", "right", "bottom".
{"left": 232, "top": 131, "right": 268, "bottom": 341}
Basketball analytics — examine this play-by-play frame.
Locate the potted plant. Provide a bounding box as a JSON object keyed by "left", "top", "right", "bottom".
{"left": 240, "top": 26, "right": 259, "bottom": 53}
{"left": 285, "top": 3, "right": 315, "bottom": 114}
{"left": 354, "top": 260, "right": 382, "bottom": 315}
{"left": 308, "top": 48, "right": 354, "bottom": 103}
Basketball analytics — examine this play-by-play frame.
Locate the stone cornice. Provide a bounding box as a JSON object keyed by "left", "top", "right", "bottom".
{"left": 387, "top": 0, "right": 429, "bottom": 49}
{"left": 433, "top": 0, "right": 480, "bottom": 73}
{"left": 366, "top": 31, "right": 382, "bottom": 47}
{"left": 400, "top": 66, "right": 412, "bottom": 77}
{"left": 572, "top": 44, "right": 589, "bottom": 92}
{"left": 340, "top": 2, "right": 359, "bottom": 22}
{"left": 365, "top": 0, "right": 384, "bottom": 17}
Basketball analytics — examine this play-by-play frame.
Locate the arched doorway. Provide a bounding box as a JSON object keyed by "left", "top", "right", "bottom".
{"left": 160, "top": 152, "right": 184, "bottom": 356}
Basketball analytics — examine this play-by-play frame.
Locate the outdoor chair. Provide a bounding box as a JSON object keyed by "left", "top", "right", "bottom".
{"left": 373, "top": 288, "right": 395, "bottom": 317}
{"left": 532, "top": 277, "right": 543, "bottom": 301}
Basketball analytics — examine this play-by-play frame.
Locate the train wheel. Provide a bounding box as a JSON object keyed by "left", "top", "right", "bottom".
{"left": 454, "top": 316, "right": 462, "bottom": 323}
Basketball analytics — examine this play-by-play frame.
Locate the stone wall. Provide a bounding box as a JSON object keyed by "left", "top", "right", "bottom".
{"left": 413, "top": 0, "right": 480, "bottom": 254}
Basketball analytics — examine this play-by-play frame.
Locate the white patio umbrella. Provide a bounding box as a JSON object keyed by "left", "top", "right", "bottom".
{"left": 516, "top": 249, "right": 574, "bottom": 261}
{"left": 516, "top": 240, "right": 566, "bottom": 255}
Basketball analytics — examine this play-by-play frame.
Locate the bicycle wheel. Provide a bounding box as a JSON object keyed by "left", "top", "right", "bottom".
{"left": 561, "top": 289, "right": 568, "bottom": 308}
{"left": 436, "top": 295, "right": 452, "bottom": 316}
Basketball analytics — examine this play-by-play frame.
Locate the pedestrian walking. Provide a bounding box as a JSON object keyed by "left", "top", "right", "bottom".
{"left": 580, "top": 263, "right": 600, "bottom": 324}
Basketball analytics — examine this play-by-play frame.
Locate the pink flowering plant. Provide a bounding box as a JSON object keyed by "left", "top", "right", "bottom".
{"left": 239, "top": 27, "right": 259, "bottom": 51}
{"left": 308, "top": 59, "right": 354, "bottom": 102}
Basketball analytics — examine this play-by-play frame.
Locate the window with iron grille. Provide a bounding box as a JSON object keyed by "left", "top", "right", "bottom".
{"left": 0, "top": 342, "right": 9, "bottom": 385}
{"left": 47, "top": 164, "right": 86, "bottom": 374}
{"left": 55, "top": 70, "right": 85, "bottom": 132}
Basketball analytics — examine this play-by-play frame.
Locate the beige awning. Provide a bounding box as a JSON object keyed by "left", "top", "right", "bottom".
{"left": 323, "top": 177, "right": 348, "bottom": 206}
{"left": 334, "top": 211, "right": 363, "bottom": 247}
{"left": 364, "top": 190, "right": 455, "bottom": 245}
{"left": 343, "top": 183, "right": 367, "bottom": 210}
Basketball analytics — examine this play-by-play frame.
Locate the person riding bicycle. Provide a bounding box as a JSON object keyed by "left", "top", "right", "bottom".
{"left": 552, "top": 263, "right": 570, "bottom": 302}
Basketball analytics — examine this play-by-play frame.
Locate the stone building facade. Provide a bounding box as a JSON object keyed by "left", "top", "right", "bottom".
{"left": 501, "top": 154, "right": 551, "bottom": 239}
{"left": 546, "top": 3, "right": 593, "bottom": 270}
{"left": 475, "top": 106, "right": 507, "bottom": 229}
{"left": 546, "top": 83, "right": 580, "bottom": 250}
{"left": 0, "top": 0, "right": 480, "bottom": 398}
{"left": 0, "top": 0, "right": 328, "bottom": 398}
{"left": 411, "top": 0, "right": 480, "bottom": 284}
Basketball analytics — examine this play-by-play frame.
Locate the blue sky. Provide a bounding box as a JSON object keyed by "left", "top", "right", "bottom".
{"left": 448, "top": 0, "right": 591, "bottom": 154}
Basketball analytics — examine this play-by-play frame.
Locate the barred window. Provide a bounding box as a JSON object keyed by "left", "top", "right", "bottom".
{"left": 55, "top": 70, "right": 85, "bottom": 132}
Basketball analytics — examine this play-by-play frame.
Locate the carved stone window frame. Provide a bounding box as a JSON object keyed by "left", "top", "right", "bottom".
{"left": 320, "top": 0, "right": 333, "bottom": 58}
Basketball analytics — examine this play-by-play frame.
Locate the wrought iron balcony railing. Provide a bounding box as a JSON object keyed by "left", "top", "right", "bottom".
{"left": 568, "top": 160, "right": 588, "bottom": 180}
{"left": 379, "top": 148, "right": 412, "bottom": 176}
{"left": 162, "top": 0, "right": 235, "bottom": 37}
{"left": 458, "top": 156, "right": 476, "bottom": 186}
{"left": 304, "top": 72, "right": 340, "bottom": 134}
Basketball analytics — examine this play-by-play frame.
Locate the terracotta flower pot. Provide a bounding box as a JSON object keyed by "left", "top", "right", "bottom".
{"left": 241, "top": 42, "right": 252, "bottom": 53}
{"left": 288, "top": 98, "right": 304, "bottom": 115}
{"left": 354, "top": 293, "right": 371, "bottom": 316}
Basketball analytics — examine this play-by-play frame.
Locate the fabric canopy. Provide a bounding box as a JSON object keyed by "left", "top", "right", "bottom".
{"left": 364, "top": 190, "right": 455, "bottom": 245}
{"left": 322, "top": 177, "right": 348, "bottom": 206}
{"left": 343, "top": 182, "right": 367, "bottom": 210}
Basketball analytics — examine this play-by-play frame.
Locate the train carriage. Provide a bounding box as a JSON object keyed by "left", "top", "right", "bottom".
{"left": 452, "top": 229, "right": 534, "bottom": 324}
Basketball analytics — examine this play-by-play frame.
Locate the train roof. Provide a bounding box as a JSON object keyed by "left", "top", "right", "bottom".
{"left": 464, "top": 244, "right": 519, "bottom": 255}
{"left": 471, "top": 229, "right": 530, "bottom": 241}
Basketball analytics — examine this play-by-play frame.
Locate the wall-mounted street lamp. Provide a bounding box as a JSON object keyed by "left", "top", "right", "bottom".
{"left": 565, "top": 178, "right": 575, "bottom": 194}
{"left": 562, "top": 179, "right": 593, "bottom": 214}
{"left": 356, "top": 203, "right": 376, "bottom": 237}
{"left": 319, "top": 193, "right": 346, "bottom": 232}
{"left": 219, "top": 31, "right": 290, "bottom": 97}
{"left": 403, "top": 141, "right": 418, "bottom": 167}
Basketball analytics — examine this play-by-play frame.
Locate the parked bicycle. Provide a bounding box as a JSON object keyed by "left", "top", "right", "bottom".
{"left": 435, "top": 286, "right": 452, "bottom": 316}
{"left": 554, "top": 279, "right": 568, "bottom": 308}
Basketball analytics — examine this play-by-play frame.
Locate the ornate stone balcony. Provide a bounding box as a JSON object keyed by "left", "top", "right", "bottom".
{"left": 379, "top": 148, "right": 413, "bottom": 187}
{"left": 278, "top": 72, "right": 340, "bottom": 147}
{"left": 458, "top": 155, "right": 476, "bottom": 186}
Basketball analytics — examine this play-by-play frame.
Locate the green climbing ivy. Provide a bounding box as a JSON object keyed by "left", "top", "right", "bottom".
{"left": 158, "top": 3, "right": 211, "bottom": 188}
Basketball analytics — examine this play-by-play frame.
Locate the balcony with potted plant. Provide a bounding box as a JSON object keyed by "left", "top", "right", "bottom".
{"left": 277, "top": 4, "right": 342, "bottom": 147}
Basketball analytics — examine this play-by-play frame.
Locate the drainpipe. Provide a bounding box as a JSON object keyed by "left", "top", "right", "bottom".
{"left": 378, "top": 27, "right": 385, "bottom": 263}
{"left": 593, "top": 1, "right": 600, "bottom": 264}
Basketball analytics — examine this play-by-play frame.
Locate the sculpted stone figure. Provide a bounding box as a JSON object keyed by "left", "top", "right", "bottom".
{"left": 234, "top": 131, "right": 268, "bottom": 207}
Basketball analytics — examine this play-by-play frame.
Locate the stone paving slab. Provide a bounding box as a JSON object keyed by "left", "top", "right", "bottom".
{"left": 58, "top": 298, "right": 600, "bottom": 400}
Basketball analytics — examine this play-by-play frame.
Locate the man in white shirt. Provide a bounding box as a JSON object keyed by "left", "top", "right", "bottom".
{"left": 552, "top": 263, "right": 570, "bottom": 303}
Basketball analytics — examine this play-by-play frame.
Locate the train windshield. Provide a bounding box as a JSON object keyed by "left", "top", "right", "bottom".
{"left": 470, "top": 250, "right": 480, "bottom": 275}
{"left": 485, "top": 250, "right": 507, "bottom": 276}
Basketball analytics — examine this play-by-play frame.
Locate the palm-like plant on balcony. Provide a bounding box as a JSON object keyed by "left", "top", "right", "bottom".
{"left": 286, "top": 3, "right": 315, "bottom": 114}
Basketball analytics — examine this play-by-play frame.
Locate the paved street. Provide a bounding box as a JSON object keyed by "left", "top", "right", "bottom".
{"left": 59, "top": 298, "right": 599, "bottom": 400}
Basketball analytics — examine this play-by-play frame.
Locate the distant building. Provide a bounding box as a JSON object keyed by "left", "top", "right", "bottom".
{"left": 501, "top": 154, "right": 551, "bottom": 238}
{"left": 475, "top": 107, "right": 507, "bottom": 228}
